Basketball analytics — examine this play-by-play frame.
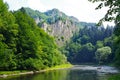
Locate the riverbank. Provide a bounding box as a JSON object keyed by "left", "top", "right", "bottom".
{"left": 0, "top": 64, "right": 73, "bottom": 78}
{"left": 108, "top": 74, "right": 120, "bottom": 80}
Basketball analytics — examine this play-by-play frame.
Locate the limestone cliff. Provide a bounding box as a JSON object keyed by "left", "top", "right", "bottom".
{"left": 24, "top": 8, "right": 80, "bottom": 46}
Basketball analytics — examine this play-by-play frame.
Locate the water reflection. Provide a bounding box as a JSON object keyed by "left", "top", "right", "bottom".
{"left": 31, "top": 70, "right": 69, "bottom": 80}
{"left": 0, "top": 67, "right": 113, "bottom": 80}
{"left": 67, "top": 70, "right": 98, "bottom": 80}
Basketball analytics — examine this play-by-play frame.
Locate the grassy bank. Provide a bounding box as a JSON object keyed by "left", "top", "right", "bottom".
{"left": 0, "top": 64, "right": 73, "bottom": 78}
{"left": 0, "top": 70, "right": 29, "bottom": 75}
{"left": 108, "top": 74, "right": 120, "bottom": 80}
{"left": 46, "top": 64, "right": 73, "bottom": 70}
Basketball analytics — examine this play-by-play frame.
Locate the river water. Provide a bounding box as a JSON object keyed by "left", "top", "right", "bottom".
{"left": 0, "top": 65, "right": 119, "bottom": 80}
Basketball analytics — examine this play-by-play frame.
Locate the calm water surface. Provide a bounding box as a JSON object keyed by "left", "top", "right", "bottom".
{"left": 0, "top": 65, "right": 119, "bottom": 80}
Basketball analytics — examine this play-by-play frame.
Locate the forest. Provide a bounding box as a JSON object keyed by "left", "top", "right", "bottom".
{"left": 0, "top": 0, "right": 67, "bottom": 71}
{"left": 88, "top": 0, "right": 120, "bottom": 67}
{"left": 61, "top": 23, "right": 114, "bottom": 64}
{"left": 0, "top": 0, "right": 120, "bottom": 72}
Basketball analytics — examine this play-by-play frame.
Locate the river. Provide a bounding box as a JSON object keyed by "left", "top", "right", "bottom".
{"left": 0, "top": 65, "right": 119, "bottom": 80}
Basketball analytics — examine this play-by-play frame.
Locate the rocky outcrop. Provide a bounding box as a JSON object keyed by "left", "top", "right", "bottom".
{"left": 41, "top": 20, "right": 78, "bottom": 46}
{"left": 24, "top": 8, "right": 80, "bottom": 46}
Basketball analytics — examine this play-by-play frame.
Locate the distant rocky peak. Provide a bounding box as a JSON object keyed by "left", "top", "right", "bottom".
{"left": 69, "top": 16, "right": 79, "bottom": 22}
{"left": 50, "top": 8, "right": 59, "bottom": 13}
{"left": 45, "top": 8, "right": 59, "bottom": 15}
{"left": 44, "top": 8, "right": 66, "bottom": 17}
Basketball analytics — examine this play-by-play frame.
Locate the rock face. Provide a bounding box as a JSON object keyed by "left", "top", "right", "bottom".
{"left": 41, "top": 20, "right": 78, "bottom": 46}
{"left": 24, "top": 8, "right": 80, "bottom": 46}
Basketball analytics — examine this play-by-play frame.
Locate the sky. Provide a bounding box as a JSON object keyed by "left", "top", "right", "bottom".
{"left": 3, "top": 0, "right": 114, "bottom": 26}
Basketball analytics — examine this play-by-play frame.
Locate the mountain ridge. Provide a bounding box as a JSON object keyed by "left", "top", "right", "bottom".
{"left": 24, "top": 7, "right": 81, "bottom": 46}
{"left": 23, "top": 7, "right": 112, "bottom": 46}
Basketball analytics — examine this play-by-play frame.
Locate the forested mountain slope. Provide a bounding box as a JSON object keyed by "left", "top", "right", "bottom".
{"left": 0, "top": 0, "right": 67, "bottom": 71}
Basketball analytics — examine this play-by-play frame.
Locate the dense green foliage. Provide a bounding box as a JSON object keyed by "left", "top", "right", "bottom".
{"left": 61, "top": 23, "right": 113, "bottom": 64}
{"left": 89, "top": 0, "right": 120, "bottom": 66}
{"left": 0, "top": 0, "right": 67, "bottom": 71}
{"left": 95, "top": 46, "right": 111, "bottom": 64}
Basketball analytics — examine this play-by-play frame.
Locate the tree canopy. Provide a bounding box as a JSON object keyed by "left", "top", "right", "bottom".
{"left": 95, "top": 46, "right": 111, "bottom": 64}
{"left": 0, "top": 0, "right": 67, "bottom": 71}
{"left": 61, "top": 23, "right": 113, "bottom": 64}
{"left": 89, "top": 0, "right": 120, "bottom": 66}
{"left": 88, "top": 0, "right": 120, "bottom": 25}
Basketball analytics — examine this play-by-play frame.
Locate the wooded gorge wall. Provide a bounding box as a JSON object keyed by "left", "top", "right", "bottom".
{"left": 0, "top": 0, "right": 67, "bottom": 71}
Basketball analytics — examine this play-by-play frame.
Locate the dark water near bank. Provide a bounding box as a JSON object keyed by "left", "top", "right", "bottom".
{"left": 0, "top": 65, "right": 119, "bottom": 80}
